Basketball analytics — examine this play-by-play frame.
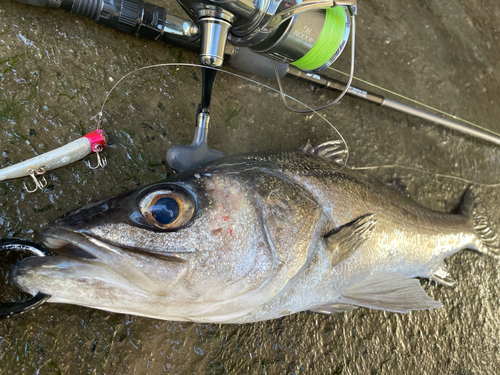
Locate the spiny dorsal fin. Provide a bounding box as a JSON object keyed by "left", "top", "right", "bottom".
{"left": 298, "top": 140, "right": 347, "bottom": 164}
{"left": 310, "top": 303, "right": 358, "bottom": 315}
{"left": 338, "top": 272, "right": 443, "bottom": 313}
{"left": 324, "top": 214, "right": 377, "bottom": 267}
{"left": 459, "top": 187, "right": 500, "bottom": 257}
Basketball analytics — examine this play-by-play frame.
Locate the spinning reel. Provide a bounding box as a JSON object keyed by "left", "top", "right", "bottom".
{"left": 17, "top": 0, "right": 356, "bottom": 70}
{"left": 177, "top": 0, "right": 356, "bottom": 70}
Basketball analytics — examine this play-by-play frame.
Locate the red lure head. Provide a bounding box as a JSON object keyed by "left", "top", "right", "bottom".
{"left": 83, "top": 129, "right": 108, "bottom": 153}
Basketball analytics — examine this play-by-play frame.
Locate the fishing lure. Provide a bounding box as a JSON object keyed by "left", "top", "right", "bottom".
{"left": 0, "top": 129, "right": 107, "bottom": 193}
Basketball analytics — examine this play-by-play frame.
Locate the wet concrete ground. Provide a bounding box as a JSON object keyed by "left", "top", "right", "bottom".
{"left": 1, "top": 0, "right": 500, "bottom": 373}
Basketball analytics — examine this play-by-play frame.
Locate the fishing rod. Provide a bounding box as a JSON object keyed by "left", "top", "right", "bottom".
{"left": 226, "top": 49, "right": 500, "bottom": 147}
{"left": 11, "top": 0, "right": 500, "bottom": 151}
{"left": 283, "top": 65, "right": 500, "bottom": 146}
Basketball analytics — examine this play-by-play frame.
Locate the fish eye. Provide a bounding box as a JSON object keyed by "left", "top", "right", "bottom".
{"left": 139, "top": 188, "right": 195, "bottom": 230}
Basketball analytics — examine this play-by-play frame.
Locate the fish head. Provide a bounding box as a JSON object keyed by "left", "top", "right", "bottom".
{"left": 13, "top": 157, "right": 324, "bottom": 322}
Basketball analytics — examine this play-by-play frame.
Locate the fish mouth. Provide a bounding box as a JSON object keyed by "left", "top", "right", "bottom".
{"left": 13, "top": 228, "right": 178, "bottom": 299}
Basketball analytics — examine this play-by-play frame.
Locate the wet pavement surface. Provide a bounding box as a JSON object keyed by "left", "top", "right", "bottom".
{"left": 1, "top": 0, "right": 500, "bottom": 373}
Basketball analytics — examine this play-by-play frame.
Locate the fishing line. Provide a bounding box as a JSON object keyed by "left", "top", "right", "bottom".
{"left": 92, "top": 62, "right": 350, "bottom": 167}
{"left": 350, "top": 164, "right": 500, "bottom": 188}
{"left": 328, "top": 67, "right": 500, "bottom": 138}
{"left": 273, "top": 14, "right": 356, "bottom": 114}
{"left": 94, "top": 63, "right": 500, "bottom": 188}
{"left": 291, "top": 7, "right": 348, "bottom": 72}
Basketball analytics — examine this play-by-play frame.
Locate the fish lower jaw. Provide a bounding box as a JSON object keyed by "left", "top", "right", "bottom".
{"left": 12, "top": 254, "right": 147, "bottom": 301}
{"left": 12, "top": 256, "right": 258, "bottom": 323}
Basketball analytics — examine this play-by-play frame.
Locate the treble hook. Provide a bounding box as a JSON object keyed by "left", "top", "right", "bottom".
{"left": 87, "top": 145, "right": 107, "bottom": 170}
{"left": 23, "top": 167, "right": 47, "bottom": 193}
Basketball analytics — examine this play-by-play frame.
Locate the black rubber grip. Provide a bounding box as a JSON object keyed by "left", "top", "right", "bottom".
{"left": 69, "top": 0, "right": 166, "bottom": 41}
{"left": 71, "top": 0, "right": 102, "bottom": 20}
{"left": 116, "top": 0, "right": 140, "bottom": 34}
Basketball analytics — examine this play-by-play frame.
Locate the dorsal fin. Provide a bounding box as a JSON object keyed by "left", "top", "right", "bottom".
{"left": 324, "top": 214, "right": 377, "bottom": 267}
{"left": 338, "top": 272, "right": 442, "bottom": 313}
{"left": 298, "top": 140, "right": 347, "bottom": 164}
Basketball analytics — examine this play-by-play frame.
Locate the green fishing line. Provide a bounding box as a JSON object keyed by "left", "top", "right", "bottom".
{"left": 292, "top": 7, "right": 347, "bottom": 71}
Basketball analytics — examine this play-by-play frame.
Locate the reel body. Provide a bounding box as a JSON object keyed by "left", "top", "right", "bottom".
{"left": 177, "top": 0, "right": 357, "bottom": 69}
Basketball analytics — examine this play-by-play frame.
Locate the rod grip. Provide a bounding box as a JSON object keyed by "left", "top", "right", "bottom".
{"left": 69, "top": 0, "right": 167, "bottom": 40}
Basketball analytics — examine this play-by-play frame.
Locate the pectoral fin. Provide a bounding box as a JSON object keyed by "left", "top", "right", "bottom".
{"left": 324, "top": 214, "right": 377, "bottom": 267}
{"left": 338, "top": 272, "right": 443, "bottom": 313}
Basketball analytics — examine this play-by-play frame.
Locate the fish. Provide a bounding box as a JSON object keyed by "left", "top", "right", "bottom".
{"left": 12, "top": 147, "right": 500, "bottom": 323}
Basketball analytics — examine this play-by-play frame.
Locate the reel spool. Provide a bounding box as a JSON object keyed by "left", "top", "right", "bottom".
{"left": 250, "top": 7, "right": 351, "bottom": 72}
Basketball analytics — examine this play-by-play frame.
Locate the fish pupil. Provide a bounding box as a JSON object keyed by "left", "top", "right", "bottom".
{"left": 151, "top": 197, "right": 180, "bottom": 225}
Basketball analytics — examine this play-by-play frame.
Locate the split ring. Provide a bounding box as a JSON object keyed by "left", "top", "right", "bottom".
{"left": 0, "top": 238, "right": 51, "bottom": 319}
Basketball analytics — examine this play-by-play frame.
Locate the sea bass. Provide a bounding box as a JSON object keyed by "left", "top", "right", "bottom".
{"left": 13, "top": 150, "right": 499, "bottom": 323}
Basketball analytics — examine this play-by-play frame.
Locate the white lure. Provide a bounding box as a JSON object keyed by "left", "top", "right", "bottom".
{"left": 0, "top": 129, "right": 107, "bottom": 192}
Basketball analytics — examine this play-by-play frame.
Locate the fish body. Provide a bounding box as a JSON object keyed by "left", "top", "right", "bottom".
{"left": 13, "top": 151, "right": 499, "bottom": 323}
